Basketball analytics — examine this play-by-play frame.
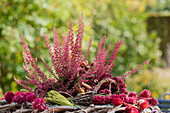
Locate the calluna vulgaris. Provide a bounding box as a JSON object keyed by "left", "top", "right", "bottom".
{"left": 15, "top": 15, "right": 151, "bottom": 97}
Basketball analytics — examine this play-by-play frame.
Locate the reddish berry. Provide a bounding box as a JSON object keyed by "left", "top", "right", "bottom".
{"left": 140, "top": 101, "right": 150, "bottom": 110}
{"left": 125, "top": 105, "right": 140, "bottom": 113}
{"left": 4, "top": 91, "right": 15, "bottom": 104}
{"left": 139, "top": 89, "right": 151, "bottom": 98}
{"left": 128, "top": 92, "right": 137, "bottom": 98}
{"left": 147, "top": 97, "right": 158, "bottom": 106}
{"left": 112, "top": 98, "right": 122, "bottom": 106}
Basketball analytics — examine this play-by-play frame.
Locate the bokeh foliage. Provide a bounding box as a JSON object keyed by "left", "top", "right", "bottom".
{"left": 0, "top": 0, "right": 162, "bottom": 96}
{"left": 126, "top": 70, "right": 169, "bottom": 99}
{"left": 147, "top": 16, "right": 170, "bottom": 66}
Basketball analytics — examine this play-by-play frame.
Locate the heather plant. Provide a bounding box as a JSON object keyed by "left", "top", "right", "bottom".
{"left": 15, "top": 15, "right": 150, "bottom": 97}
{"left": 0, "top": 0, "right": 162, "bottom": 96}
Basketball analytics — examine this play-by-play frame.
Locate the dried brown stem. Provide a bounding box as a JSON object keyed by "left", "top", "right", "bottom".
{"left": 13, "top": 109, "right": 34, "bottom": 113}
{"left": 41, "top": 106, "right": 79, "bottom": 113}
{"left": 93, "top": 78, "right": 119, "bottom": 95}
{"left": 0, "top": 103, "right": 19, "bottom": 111}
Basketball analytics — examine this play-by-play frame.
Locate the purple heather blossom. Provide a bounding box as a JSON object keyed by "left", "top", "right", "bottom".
{"left": 12, "top": 92, "right": 36, "bottom": 104}
{"left": 122, "top": 58, "right": 151, "bottom": 79}
{"left": 32, "top": 98, "right": 46, "bottom": 112}
{"left": 127, "top": 97, "right": 137, "bottom": 105}
{"left": 112, "top": 98, "right": 123, "bottom": 106}
{"left": 15, "top": 15, "right": 151, "bottom": 98}
{"left": 92, "top": 96, "right": 105, "bottom": 105}
{"left": 15, "top": 91, "right": 23, "bottom": 96}
{"left": 104, "top": 96, "right": 112, "bottom": 104}
{"left": 4, "top": 91, "right": 15, "bottom": 104}
{"left": 99, "top": 89, "right": 111, "bottom": 94}
{"left": 119, "top": 94, "right": 128, "bottom": 102}
{"left": 26, "top": 93, "right": 36, "bottom": 102}
{"left": 110, "top": 94, "right": 120, "bottom": 99}
{"left": 13, "top": 93, "right": 26, "bottom": 104}
{"left": 139, "top": 89, "right": 151, "bottom": 98}
{"left": 128, "top": 92, "right": 138, "bottom": 98}
{"left": 147, "top": 97, "right": 158, "bottom": 106}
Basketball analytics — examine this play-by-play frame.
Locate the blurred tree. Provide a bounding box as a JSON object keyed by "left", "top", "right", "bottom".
{"left": 90, "top": 0, "right": 161, "bottom": 76}
{"left": 126, "top": 70, "right": 168, "bottom": 99}
{"left": 126, "top": 0, "right": 170, "bottom": 13}
{"left": 0, "top": 0, "right": 161, "bottom": 95}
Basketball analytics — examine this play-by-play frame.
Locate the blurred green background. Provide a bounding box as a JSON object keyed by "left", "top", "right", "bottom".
{"left": 0, "top": 0, "right": 170, "bottom": 98}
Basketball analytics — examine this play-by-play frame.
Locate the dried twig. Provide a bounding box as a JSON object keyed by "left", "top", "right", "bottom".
{"left": 76, "top": 104, "right": 114, "bottom": 113}
{"left": 41, "top": 106, "right": 79, "bottom": 113}
{"left": 93, "top": 78, "right": 119, "bottom": 95}
{"left": 13, "top": 109, "right": 34, "bottom": 113}
{"left": 59, "top": 91, "right": 73, "bottom": 98}
{"left": 0, "top": 103, "right": 19, "bottom": 111}
{"left": 107, "top": 105, "right": 122, "bottom": 113}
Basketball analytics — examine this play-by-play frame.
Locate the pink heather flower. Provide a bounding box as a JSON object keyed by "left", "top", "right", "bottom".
{"left": 125, "top": 105, "right": 140, "bottom": 113}
{"left": 25, "top": 92, "right": 33, "bottom": 96}
{"left": 147, "top": 97, "right": 158, "bottom": 106}
{"left": 122, "top": 58, "right": 151, "bottom": 79}
{"left": 26, "top": 93, "right": 36, "bottom": 102}
{"left": 110, "top": 94, "right": 120, "bottom": 100}
{"left": 32, "top": 98, "right": 46, "bottom": 112}
{"left": 13, "top": 93, "right": 25, "bottom": 104}
{"left": 126, "top": 97, "right": 137, "bottom": 105}
{"left": 79, "top": 68, "right": 85, "bottom": 75}
{"left": 128, "top": 92, "right": 137, "bottom": 98}
{"left": 16, "top": 16, "right": 151, "bottom": 98}
{"left": 140, "top": 101, "right": 150, "bottom": 110}
{"left": 15, "top": 91, "right": 23, "bottom": 96}
{"left": 119, "top": 94, "right": 128, "bottom": 102}
{"left": 20, "top": 92, "right": 27, "bottom": 102}
{"left": 112, "top": 98, "right": 123, "bottom": 106}
{"left": 92, "top": 96, "right": 105, "bottom": 105}
{"left": 99, "top": 89, "right": 111, "bottom": 94}
{"left": 104, "top": 96, "right": 112, "bottom": 104}
{"left": 12, "top": 92, "right": 36, "bottom": 104}
{"left": 4, "top": 91, "right": 15, "bottom": 104}
{"left": 120, "top": 88, "right": 127, "bottom": 93}
{"left": 139, "top": 89, "right": 151, "bottom": 98}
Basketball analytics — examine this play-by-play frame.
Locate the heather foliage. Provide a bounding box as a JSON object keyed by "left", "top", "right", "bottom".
{"left": 15, "top": 15, "right": 150, "bottom": 97}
